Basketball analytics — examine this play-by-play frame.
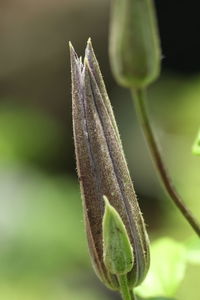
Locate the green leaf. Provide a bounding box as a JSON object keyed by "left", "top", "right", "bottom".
{"left": 147, "top": 298, "right": 176, "bottom": 300}
{"left": 135, "top": 238, "right": 187, "bottom": 298}
{"left": 192, "top": 129, "right": 200, "bottom": 155}
{"left": 185, "top": 237, "right": 200, "bottom": 265}
{"left": 137, "top": 296, "right": 176, "bottom": 300}
{"left": 102, "top": 196, "right": 134, "bottom": 275}
{"left": 136, "top": 296, "right": 175, "bottom": 300}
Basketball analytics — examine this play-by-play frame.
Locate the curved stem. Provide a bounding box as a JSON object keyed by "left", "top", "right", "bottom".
{"left": 118, "top": 275, "right": 135, "bottom": 300}
{"left": 132, "top": 88, "right": 200, "bottom": 237}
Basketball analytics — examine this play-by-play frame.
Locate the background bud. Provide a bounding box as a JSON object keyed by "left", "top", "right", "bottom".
{"left": 109, "top": 0, "right": 161, "bottom": 88}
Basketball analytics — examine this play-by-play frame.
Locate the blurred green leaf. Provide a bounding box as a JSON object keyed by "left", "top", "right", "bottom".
{"left": 135, "top": 238, "right": 187, "bottom": 298}
{"left": 192, "top": 129, "right": 200, "bottom": 155}
{"left": 0, "top": 279, "right": 109, "bottom": 300}
{"left": 0, "top": 104, "right": 64, "bottom": 164}
{"left": 137, "top": 296, "right": 175, "bottom": 300}
{"left": 0, "top": 165, "right": 88, "bottom": 279}
{"left": 146, "top": 298, "right": 175, "bottom": 300}
{"left": 185, "top": 237, "right": 200, "bottom": 265}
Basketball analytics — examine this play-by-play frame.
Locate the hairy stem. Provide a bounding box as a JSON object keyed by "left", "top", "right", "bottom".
{"left": 130, "top": 289, "right": 138, "bottom": 300}
{"left": 118, "top": 275, "right": 135, "bottom": 300}
{"left": 132, "top": 88, "right": 200, "bottom": 237}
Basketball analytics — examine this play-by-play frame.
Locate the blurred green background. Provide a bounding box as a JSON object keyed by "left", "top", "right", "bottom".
{"left": 0, "top": 1, "right": 200, "bottom": 299}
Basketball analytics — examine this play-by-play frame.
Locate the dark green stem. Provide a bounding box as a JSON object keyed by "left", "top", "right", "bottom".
{"left": 118, "top": 275, "right": 135, "bottom": 300}
{"left": 132, "top": 88, "right": 200, "bottom": 237}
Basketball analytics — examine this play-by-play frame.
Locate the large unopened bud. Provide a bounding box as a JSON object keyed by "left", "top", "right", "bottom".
{"left": 109, "top": 0, "right": 161, "bottom": 88}
{"left": 69, "top": 39, "right": 150, "bottom": 290}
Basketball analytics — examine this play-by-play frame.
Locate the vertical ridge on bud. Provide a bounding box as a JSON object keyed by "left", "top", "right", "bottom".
{"left": 70, "top": 40, "right": 150, "bottom": 290}
{"left": 85, "top": 38, "right": 121, "bottom": 143}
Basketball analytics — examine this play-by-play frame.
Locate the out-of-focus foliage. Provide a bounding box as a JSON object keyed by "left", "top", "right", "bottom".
{"left": 192, "top": 129, "right": 200, "bottom": 155}
{"left": 0, "top": 281, "right": 109, "bottom": 300}
{"left": 0, "top": 104, "right": 64, "bottom": 164}
{"left": 0, "top": 169, "right": 86, "bottom": 276}
{"left": 185, "top": 237, "right": 200, "bottom": 265}
{"left": 136, "top": 238, "right": 187, "bottom": 298}
{"left": 146, "top": 298, "right": 175, "bottom": 300}
{"left": 136, "top": 236, "right": 200, "bottom": 299}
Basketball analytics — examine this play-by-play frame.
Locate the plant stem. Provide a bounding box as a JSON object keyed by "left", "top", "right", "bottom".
{"left": 130, "top": 289, "right": 138, "bottom": 300}
{"left": 118, "top": 274, "right": 135, "bottom": 300}
{"left": 132, "top": 88, "right": 200, "bottom": 237}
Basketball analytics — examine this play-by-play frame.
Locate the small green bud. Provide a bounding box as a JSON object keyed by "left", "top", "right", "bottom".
{"left": 109, "top": 0, "right": 161, "bottom": 88}
{"left": 192, "top": 129, "right": 200, "bottom": 155}
{"left": 103, "top": 196, "right": 134, "bottom": 275}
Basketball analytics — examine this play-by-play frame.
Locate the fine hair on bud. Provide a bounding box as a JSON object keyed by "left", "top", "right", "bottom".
{"left": 70, "top": 39, "right": 150, "bottom": 290}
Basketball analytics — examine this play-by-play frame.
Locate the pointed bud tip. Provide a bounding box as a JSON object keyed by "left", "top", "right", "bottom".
{"left": 103, "top": 195, "right": 113, "bottom": 213}
{"left": 85, "top": 37, "right": 95, "bottom": 60}
{"left": 86, "top": 38, "right": 93, "bottom": 52}
{"left": 69, "top": 41, "right": 77, "bottom": 59}
{"left": 68, "top": 41, "right": 73, "bottom": 49}
{"left": 103, "top": 195, "right": 109, "bottom": 206}
{"left": 69, "top": 41, "right": 75, "bottom": 55}
{"left": 87, "top": 37, "right": 92, "bottom": 45}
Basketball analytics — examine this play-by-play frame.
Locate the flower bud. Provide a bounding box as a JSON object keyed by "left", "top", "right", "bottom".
{"left": 69, "top": 39, "right": 150, "bottom": 290}
{"left": 109, "top": 0, "right": 161, "bottom": 88}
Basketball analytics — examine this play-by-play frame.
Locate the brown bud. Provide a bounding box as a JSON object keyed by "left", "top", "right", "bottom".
{"left": 69, "top": 39, "right": 150, "bottom": 290}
